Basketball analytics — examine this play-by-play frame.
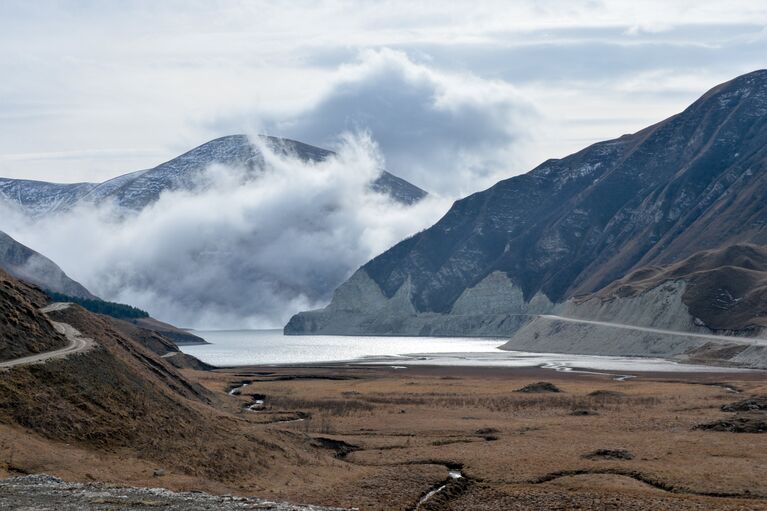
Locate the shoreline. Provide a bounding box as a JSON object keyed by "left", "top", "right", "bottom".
{"left": 213, "top": 361, "right": 766, "bottom": 382}
{"left": 188, "top": 349, "right": 764, "bottom": 376}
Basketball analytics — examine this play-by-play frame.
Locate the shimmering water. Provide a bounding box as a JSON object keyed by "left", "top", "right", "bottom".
{"left": 180, "top": 329, "right": 753, "bottom": 373}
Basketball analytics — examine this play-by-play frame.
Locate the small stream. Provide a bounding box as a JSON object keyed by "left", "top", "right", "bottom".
{"left": 413, "top": 470, "right": 463, "bottom": 510}
{"left": 245, "top": 399, "right": 265, "bottom": 411}
{"left": 228, "top": 382, "right": 251, "bottom": 395}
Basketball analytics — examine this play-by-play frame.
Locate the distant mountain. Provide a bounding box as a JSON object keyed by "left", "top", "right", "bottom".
{"left": 0, "top": 230, "right": 95, "bottom": 299}
{"left": 287, "top": 69, "right": 767, "bottom": 337}
{"left": 0, "top": 135, "right": 427, "bottom": 216}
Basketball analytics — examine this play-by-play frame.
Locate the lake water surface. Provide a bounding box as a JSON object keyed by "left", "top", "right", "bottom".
{"left": 180, "top": 329, "right": 752, "bottom": 374}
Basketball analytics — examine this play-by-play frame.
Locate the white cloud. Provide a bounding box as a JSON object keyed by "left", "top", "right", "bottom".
{"left": 1, "top": 134, "right": 450, "bottom": 329}
{"left": 260, "top": 49, "right": 537, "bottom": 197}
{"left": 0, "top": 1, "right": 764, "bottom": 186}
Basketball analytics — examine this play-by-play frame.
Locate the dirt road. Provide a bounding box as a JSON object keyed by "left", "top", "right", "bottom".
{"left": 0, "top": 303, "right": 95, "bottom": 370}
{"left": 540, "top": 314, "right": 767, "bottom": 346}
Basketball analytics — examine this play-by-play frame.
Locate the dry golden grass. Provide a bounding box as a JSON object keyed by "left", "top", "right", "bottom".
{"left": 5, "top": 360, "right": 767, "bottom": 510}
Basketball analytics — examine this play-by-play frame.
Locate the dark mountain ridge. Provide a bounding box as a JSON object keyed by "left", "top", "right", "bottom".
{"left": 287, "top": 69, "right": 767, "bottom": 336}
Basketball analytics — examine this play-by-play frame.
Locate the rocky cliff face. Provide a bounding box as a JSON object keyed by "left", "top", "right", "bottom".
{"left": 287, "top": 70, "right": 767, "bottom": 337}
{"left": 285, "top": 269, "right": 558, "bottom": 336}
{"left": 0, "top": 230, "right": 95, "bottom": 299}
{"left": 0, "top": 135, "right": 427, "bottom": 215}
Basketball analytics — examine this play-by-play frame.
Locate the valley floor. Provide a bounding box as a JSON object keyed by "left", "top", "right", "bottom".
{"left": 4, "top": 364, "right": 767, "bottom": 510}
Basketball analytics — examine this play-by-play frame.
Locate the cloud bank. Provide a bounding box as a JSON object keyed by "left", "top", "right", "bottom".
{"left": 1, "top": 134, "right": 450, "bottom": 329}
{"left": 262, "top": 49, "right": 536, "bottom": 197}
{"left": 2, "top": 1, "right": 765, "bottom": 185}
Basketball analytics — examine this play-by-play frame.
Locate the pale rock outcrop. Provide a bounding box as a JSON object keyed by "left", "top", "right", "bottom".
{"left": 285, "top": 270, "right": 555, "bottom": 337}
{"left": 501, "top": 280, "right": 767, "bottom": 368}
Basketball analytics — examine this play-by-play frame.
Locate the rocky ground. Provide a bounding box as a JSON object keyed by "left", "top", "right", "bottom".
{"left": 0, "top": 475, "right": 349, "bottom": 510}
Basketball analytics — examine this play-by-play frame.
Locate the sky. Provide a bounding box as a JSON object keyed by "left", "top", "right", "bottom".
{"left": 1, "top": 1, "right": 765, "bottom": 196}
{"left": 0, "top": 1, "right": 766, "bottom": 328}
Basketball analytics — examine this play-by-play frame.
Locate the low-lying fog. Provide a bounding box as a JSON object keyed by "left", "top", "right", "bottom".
{"left": 1, "top": 134, "right": 451, "bottom": 329}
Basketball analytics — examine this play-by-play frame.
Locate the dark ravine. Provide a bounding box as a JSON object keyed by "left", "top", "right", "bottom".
{"left": 287, "top": 70, "right": 767, "bottom": 343}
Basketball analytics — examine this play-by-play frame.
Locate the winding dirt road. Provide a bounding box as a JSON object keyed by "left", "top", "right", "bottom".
{"left": 0, "top": 303, "right": 95, "bottom": 370}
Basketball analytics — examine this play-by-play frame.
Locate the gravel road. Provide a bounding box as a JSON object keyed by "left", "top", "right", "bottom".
{"left": 0, "top": 303, "right": 95, "bottom": 370}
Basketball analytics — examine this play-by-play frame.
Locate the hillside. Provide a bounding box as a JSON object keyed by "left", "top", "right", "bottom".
{"left": 591, "top": 244, "right": 767, "bottom": 331}
{"left": 0, "top": 135, "right": 427, "bottom": 215}
{"left": 0, "top": 231, "right": 208, "bottom": 345}
{"left": 0, "top": 270, "right": 290, "bottom": 485}
{"left": 0, "top": 269, "right": 68, "bottom": 361}
{"left": 287, "top": 69, "right": 767, "bottom": 337}
{"left": 0, "top": 231, "right": 94, "bottom": 299}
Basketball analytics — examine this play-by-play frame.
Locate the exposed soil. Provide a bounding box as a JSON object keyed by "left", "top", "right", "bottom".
{"left": 570, "top": 409, "right": 599, "bottom": 416}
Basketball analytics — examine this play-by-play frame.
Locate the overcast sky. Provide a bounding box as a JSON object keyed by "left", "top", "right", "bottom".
{"left": 1, "top": 1, "right": 766, "bottom": 196}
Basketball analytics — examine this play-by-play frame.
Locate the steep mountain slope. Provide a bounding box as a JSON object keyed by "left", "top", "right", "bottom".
{"left": 0, "top": 230, "right": 95, "bottom": 299}
{"left": 0, "top": 135, "right": 427, "bottom": 215}
{"left": 0, "top": 269, "right": 68, "bottom": 361}
{"left": 287, "top": 69, "right": 767, "bottom": 336}
{"left": 590, "top": 243, "right": 767, "bottom": 331}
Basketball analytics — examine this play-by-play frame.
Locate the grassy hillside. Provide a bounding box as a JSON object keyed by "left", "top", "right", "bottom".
{"left": 0, "top": 269, "right": 67, "bottom": 361}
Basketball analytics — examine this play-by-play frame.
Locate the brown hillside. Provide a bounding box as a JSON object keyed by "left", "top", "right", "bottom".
{"left": 0, "top": 272, "right": 300, "bottom": 482}
{"left": 594, "top": 244, "right": 767, "bottom": 331}
{"left": 0, "top": 269, "right": 67, "bottom": 361}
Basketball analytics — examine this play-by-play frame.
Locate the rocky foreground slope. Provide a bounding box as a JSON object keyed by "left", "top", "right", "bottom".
{"left": 0, "top": 475, "right": 348, "bottom": 511}
{"left": 287, "top": 70, "right": 767, "bottom": 351}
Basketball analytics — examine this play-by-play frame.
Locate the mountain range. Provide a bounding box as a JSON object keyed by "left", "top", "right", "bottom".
{"left": 0, "top": 135, "right": 426, "bottom": 216}
{"left": 286, "top": 69, "right": 767, "bottom": 351}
